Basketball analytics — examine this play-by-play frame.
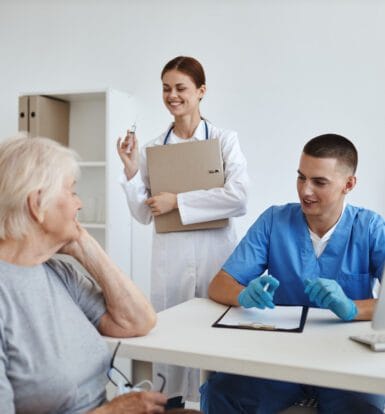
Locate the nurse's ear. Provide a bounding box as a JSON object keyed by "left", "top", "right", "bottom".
{"left": 343, "top": 175, "right": 357, "bottom": 194}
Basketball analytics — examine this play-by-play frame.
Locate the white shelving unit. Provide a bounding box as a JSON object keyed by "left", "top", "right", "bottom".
{"left": 19, "top": 89, "right": 135, "bottom": 277}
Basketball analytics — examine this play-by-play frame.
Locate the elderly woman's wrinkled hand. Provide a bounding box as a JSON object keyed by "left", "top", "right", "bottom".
{"left": 101, "top": 391, "right": 167, "bottom": 414}
{"left": 58, "top": 223, "right": 95, "bottom": 260}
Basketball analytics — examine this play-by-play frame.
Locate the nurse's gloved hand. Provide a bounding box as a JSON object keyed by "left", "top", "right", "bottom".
{"left": 304, "top": 278, "right": 357, "bottom": 321}
{"left": 238, "top": 275, "right": 280, "bottom": 309}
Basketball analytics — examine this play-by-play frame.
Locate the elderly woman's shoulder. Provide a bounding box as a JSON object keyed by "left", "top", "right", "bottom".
{"left": 45, "top": 257, "right": 82, "bottom": 286}
{"left": 46, "top": 257, "right": 74, "bottom": 273}
{"left": 45, "top": 258, "right": 96, "bottom": 291}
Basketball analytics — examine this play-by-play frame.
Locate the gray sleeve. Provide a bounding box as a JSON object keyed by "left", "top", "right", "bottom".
{"left": 0, "top": 326, "right": 15, "bottom": 414}
{"left": 45, "top": 259, "right": 106, "bottom": 327}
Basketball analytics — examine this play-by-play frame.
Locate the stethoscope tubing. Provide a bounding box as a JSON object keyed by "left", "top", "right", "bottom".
{"left": 163, "top": 119, "right": 209, "bottom": 145}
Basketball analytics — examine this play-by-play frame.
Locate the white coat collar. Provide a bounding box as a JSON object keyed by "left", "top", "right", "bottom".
{"left": 168, "top": 119, "right": 208, "bottom": 143}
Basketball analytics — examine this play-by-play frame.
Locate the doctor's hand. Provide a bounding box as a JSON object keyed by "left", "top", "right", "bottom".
{"left": 145, "top": 192, "right": 178, "bottom": 216}
{"left": 238, "top": 275, "right": 280, "bottom": 309}
{"left": 117, "top": 130, "right": 140, "bottom": 180}
{"left": 304, "top": 278, "right": 357, "bottom": 321}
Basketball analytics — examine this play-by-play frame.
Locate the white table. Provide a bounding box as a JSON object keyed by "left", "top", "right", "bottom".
{"left": 105, "top": 298, "right": 385, "bottom": 395}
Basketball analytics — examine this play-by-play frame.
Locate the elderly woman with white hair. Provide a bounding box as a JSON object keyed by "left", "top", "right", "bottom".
{"left": 0, "top": 136, "right": 167, "bottom": 413}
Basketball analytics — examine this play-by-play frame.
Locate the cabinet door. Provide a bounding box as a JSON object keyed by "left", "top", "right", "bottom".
{"left": 28, "top": 95, "right": 70, "bottom": 145}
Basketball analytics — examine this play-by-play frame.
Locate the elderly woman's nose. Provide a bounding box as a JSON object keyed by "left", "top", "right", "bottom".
{"left": 76, "top": 197, "right": 83, "bottom": 210}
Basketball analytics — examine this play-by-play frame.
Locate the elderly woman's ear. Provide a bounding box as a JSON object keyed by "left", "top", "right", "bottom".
{"left": 27, "top": 190, "right": 44, "bottom": 223}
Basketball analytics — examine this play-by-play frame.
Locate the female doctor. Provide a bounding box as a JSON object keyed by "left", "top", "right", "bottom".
{"left": 117, "top": 56, "right": 249, "bottom": 407}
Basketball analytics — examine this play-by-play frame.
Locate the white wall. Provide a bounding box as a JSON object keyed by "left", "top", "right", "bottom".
{"left": 1, "top": 0, "right": 385, "bottom": 296}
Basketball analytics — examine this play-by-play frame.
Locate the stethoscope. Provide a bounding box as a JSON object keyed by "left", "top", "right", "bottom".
{"left": 163, "top": 118, "right": 209, "bottom": 145}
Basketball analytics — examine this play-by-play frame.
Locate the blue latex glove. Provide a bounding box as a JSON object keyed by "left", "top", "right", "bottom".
{"left": 304, "top": 278, "right": 357, "bottom": 321}
{"left": 238, "top": 275, "right": 280, "bottom": 309}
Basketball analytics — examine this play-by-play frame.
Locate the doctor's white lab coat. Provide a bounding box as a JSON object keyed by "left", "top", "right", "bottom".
{"left": 120, "top": 119, "right": 249, "bottom": 401}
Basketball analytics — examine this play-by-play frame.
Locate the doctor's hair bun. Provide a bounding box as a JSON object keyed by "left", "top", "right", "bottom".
{"left": 161, "top": 56, "right": 206, "bottom": 88}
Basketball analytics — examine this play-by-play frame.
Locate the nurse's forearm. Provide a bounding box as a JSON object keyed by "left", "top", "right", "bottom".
{"left": 354, "top": 298, "right": 377, "bottom": 321}
{"left": 208, "top": 270, "right": 244, "bottom": 306}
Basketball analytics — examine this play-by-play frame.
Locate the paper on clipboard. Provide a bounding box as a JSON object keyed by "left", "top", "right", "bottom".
{"left": 213, "top": 305, "right": 308, "bottom": 332}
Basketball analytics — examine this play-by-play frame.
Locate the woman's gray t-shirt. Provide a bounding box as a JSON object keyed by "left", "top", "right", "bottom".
{"left": 0, "top": 258, "right": 110, "bottom": 413}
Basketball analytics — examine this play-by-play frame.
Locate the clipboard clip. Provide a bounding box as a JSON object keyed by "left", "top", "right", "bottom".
{"left": 238, "top": 322, "right": 276, "bottom": 330}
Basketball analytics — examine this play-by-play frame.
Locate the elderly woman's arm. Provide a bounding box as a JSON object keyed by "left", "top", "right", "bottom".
{"left": 60, "top": 226, "right": 156, "bottom": 337}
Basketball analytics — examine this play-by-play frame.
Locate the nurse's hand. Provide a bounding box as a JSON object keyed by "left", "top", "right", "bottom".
{"left": 238, "top": 275, "right": 280, "bottom": 309}
{"left": 145, "top": 192, "right": 178, "bottom": 216}
{"left": 117, "top": 130, "right": 139, "bottom": 180}
{"left": 304, "top": 278, "right": 358, "bottom": 321}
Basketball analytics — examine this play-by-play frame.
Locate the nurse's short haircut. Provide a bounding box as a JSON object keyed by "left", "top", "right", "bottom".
{"left": 0, "top": 135, "right": 80, "bottom": 240}
{"left": 303, "top": 133, "right": 358, "bottom": 174}
{"left": 161, "top": 56, "right": 206, "bottom": 88}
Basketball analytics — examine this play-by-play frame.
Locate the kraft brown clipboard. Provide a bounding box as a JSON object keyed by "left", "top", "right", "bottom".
{"left": 146, "top": 139, "right": 229, "bottom": 233}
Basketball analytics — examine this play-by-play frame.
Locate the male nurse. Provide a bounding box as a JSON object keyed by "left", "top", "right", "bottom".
{"left": 200, "top": 134, "right": 385, "bottom": 414}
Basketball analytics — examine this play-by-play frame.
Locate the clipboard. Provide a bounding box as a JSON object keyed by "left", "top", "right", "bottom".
{"left": 146, "top": 139, "right": 229, "bottom": 233}
{"left": 212, "top": 305, "right": 308, "bottom": 333}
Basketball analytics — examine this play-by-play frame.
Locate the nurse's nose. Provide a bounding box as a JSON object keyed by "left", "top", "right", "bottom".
{"left": 301, "top": 180, "right": 314, "bottom": 196}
